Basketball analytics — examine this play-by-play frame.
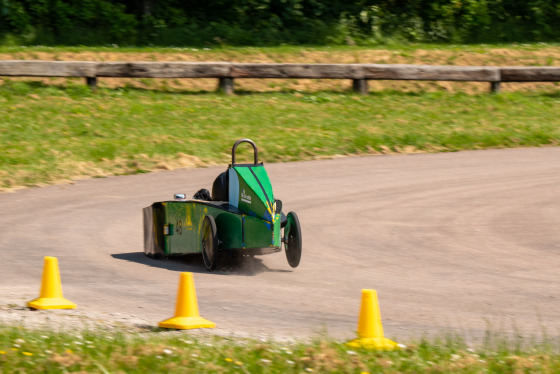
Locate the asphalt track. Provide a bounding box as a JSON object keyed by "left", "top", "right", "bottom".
{"left": 1, "top": 147, "right": 559, "bottom": 342}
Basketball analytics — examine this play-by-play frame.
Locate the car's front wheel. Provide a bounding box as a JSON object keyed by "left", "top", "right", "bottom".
{"left": 284, "top": 211, "right": 302, "bottom": 268}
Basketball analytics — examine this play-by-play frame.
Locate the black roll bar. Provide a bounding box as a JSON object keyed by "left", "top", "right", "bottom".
{"left": 231, "top": 138, "right": 259, "bottom": 166}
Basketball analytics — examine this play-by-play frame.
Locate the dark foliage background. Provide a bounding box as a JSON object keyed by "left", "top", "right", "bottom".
{"left": 1, "top": 0, "right": 559, "bottom": 46}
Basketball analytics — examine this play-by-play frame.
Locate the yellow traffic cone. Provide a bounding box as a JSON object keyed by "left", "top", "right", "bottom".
{"left": 159, "top": 272, "right": 215, "bottom": 329}
{"left": 346, "top": 289, "right": 400, "bottom": 350}
{"left": 27, "top": 256, "right": 76, "bottom": 310}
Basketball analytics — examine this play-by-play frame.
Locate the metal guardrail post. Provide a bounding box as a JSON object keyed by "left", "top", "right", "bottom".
{"left": 491, "top": 81, "right": 501, "bottom": 93}
{"left": 352, "top": 79, "right": 368, "bottom": 95}
{"left": 218, "top": 77, "right": 234, "bottom": 95}
{"left": 86, "top": 77, "right": 97, "bottom": 90}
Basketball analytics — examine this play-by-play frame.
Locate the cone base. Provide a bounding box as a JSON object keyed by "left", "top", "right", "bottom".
{"left": 346, "top": 337, "right": 400, "bottom": 350}
{"left": 159, "top": 316, "right": 215, "bottom": 330}
{"left": 28, "top": 297, "right": 77, "bottom": 310}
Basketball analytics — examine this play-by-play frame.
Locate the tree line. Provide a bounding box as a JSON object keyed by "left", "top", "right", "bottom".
{"left": 1, "top": 0, "right": 559, "bottom": 46}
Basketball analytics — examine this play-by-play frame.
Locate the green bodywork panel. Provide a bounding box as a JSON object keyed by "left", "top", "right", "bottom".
{"left": 162, "top": 201, "right": 224, "bottom": 254}
{"left": 244, "top": 214, "right": 281, "bottom": 248}
{"left": 158, "top": 200, "right": 280, "bottom": 255}
{"left": 234, "top": 165, "right": 275, "bottom": 219}
{"left": 229, "top": 164, "right": 279, "bottom": 229}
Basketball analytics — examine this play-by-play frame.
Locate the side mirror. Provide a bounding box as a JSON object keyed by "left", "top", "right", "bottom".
{"left": 174, "top": 193, "right": 186, "bottom": 200}
{"left": 275, "top": 199, "right": 282, "bottom": 214}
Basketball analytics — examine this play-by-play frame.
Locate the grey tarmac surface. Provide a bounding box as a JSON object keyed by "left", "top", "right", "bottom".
{"left": 1, "top": 147, "right": 559, "bottom": 342}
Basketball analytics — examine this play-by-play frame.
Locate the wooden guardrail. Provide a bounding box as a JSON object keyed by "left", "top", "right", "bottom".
{"left": 1, "top": 60, "right": 559, "bottom": 94}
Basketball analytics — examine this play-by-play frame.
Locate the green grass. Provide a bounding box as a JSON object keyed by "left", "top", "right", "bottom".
{"left": 1, "top": 80, "right": 559, "bottom": 189}
{"left": 1, "top": 325, "right": 559, "bottom": 373}
{"left": 1, "top": 43, "right": 560, "bottom": 54}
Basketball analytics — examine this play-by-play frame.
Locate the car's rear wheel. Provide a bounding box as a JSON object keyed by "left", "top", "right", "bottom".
{"left": 284, "top": 211, "right": 302, "bottom": 268}
{"left": 201, "top": 215, "right": 219, "bottom": 271}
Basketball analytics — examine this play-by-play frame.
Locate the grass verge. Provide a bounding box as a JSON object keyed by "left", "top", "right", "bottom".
{"left": 1, "top": 81, "right": 559, "bottom": 190}
{"left": 1, "top": 325, "right": 559, "bottom": 373}
{"left": 1, "top": 42, "right": 560, "bottom": 54}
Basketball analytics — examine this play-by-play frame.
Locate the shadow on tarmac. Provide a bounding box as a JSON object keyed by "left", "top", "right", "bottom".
{"left": 111, "top": 252, "right": 292, "bottom": 276}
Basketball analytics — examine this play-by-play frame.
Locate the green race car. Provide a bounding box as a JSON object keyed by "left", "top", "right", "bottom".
{"left": 143, "top": 139, "right": 302, "bottom": 271}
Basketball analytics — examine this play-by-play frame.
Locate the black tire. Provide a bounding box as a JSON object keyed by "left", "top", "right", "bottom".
{"left": 284, "top": 211, "right": 302, "bottom": 268}
{"left": 201, "top": 215, "right": 219, "bottom": 271}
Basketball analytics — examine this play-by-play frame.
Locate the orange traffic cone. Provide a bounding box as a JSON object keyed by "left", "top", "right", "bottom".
{"left": 159, "top": 272, "right": 215, "bottom": 329}
{"left": 27, "top": 256, "right": 76, "bottom": 310}
{"left": 346, "top": 289, "right": 400, "bottom": 350}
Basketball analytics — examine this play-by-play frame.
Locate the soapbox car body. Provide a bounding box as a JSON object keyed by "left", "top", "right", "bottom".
{"left": 143, "top": 139, "right": 302, "bottom": 270}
